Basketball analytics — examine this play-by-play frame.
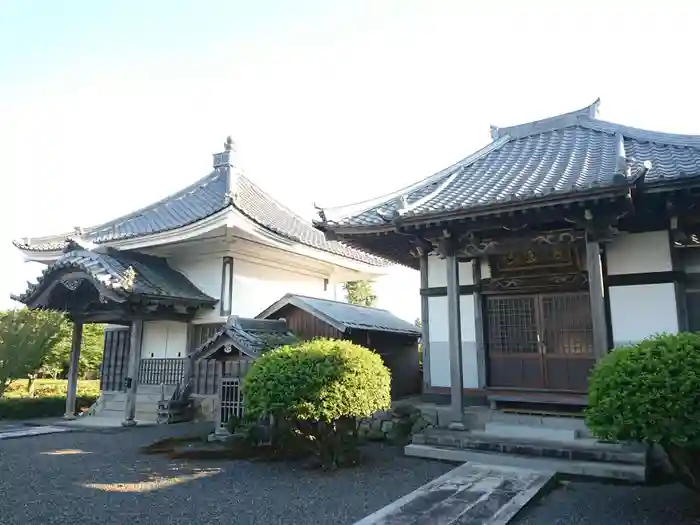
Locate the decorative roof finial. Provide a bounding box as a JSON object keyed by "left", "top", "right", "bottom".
{"left": 214, "top": 136, "right": 236, "bottom": 169}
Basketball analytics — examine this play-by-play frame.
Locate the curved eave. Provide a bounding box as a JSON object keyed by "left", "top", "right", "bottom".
{"left": 321, "top": 183, "right": 634, "bottom": 237}
{"left": 16, "top": 266, "right": 129, "bottom": 308}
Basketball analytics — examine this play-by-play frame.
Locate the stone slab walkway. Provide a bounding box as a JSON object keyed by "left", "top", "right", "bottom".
{"left": 0, "top": 424, "right": 71, "bottom": 440}
{"left": 353, "top": 462, "right": 554, "bottom": 525}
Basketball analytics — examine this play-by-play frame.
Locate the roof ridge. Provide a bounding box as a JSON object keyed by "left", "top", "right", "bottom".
{"left": 489, "top": 99, "right": 600, "bottom": 141}
{"left": 580, "top": 117, "right": 700, "bottom": 147}
{"left": 322, "top": 135, "right": 512, "bottom": 225}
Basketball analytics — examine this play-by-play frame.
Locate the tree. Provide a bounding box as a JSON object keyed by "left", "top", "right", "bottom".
{"left": 40, "top": 321, "right": 105, "bottom": 380}
{"left": 0, "top": 309, "right": 65, "bottom": 398}
{"left": 342, "top": 280, "right": 377, "bottom": 307}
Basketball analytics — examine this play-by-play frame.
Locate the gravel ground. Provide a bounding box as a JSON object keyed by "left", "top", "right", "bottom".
{"left": 513, "top": 479, "right": 700, "bottom": 525}
{"left": 0, "top": 422, "right": 452, "bottom": 525}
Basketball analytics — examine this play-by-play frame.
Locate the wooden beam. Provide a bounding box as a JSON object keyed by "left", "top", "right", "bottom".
{"left": 63, "top": 321, "right": 83, "bottom": 420}
{"left": 419, "top": 251, "right": 431, "bottom": 393}
{"left": 586, "top": 237, "right": 609, "bottom": 359}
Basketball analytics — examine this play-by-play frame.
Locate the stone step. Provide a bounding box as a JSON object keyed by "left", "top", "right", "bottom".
{"left": 414, "top": 428, "right": 647, "bottom": 466}
{"left": 137, "top": 384, "right": 178, "bottom": 395}
{"left": 483, "top": 422, "right": 580, "bottom": 441}
{"left": 98, "top": 408, "right": 126, "bottom": 419}
{"left": 464, "top": 407, "right": 591, "bottom": 437}
{"left": 405, "top": 444, "right": 647, "bottom": 483}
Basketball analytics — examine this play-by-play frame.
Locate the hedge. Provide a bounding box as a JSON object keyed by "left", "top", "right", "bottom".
{"left": 0, "top": 395, "right": 98, "bottom": 420}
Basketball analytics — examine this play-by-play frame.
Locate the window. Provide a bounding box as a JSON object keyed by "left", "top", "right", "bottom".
{"left": 220, "top": 256, "right": 234, "bottom": 316}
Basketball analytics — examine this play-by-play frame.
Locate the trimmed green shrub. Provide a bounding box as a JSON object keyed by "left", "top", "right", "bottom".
{"left": 586, "top": 332, "right": 700, "bottom": 491}
{"left": 0, "top": 395, "right": 98, "bottom": 420}
{"left": 243, "top": 338, "right": 391, "bottom": 468}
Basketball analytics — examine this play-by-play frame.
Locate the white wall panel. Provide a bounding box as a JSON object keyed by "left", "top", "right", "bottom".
{"left": 141, "top": 321, "right": 188, "bottom": 359}
{"left": 609, "top": 283, "right": 678, "bottom": 345}
{"left": 427, "top": 257, "right": 474, "bottom": 287}
{"left": 606, "top": 231, "right": 672, "bottom": 275}
{"left": 233, "top": 259, "right": 330, "bottom": 318}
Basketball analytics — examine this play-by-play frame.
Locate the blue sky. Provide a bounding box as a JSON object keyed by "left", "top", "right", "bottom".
{"left": 1, "top": 0, "right": 698, "bottom": 322}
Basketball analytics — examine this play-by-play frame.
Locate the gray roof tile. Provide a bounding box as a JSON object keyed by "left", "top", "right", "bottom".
{"left": 15, "top": 248, "right": 217, "bottom": 307}
{"left": 322, "top": 101, "right": 700, "bottom": 228}
{"left": 192, "top": 317, "right": 298, "bottom": 360}
{"left": 15, "top": 168, "right": 387, "bottom": 266}
{"left": 257, "top": 293, "right": 421, "bottom": 336}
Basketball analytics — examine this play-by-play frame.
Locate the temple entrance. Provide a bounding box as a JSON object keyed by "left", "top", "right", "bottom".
{"left": 485, "top": 291, "right": 595, "bottom": 392}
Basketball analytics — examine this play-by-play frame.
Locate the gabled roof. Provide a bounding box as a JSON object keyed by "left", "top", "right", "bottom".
{"left": 13, "top": 160, "right": 388, "bottom": 267}
{"left": 256, "top": 293, "right": 421, "bottom": 336}
{"left": 14, "top": 248, "right": 217, "bottom": 308}
{"left": 316, "top": 99, "right": 700, "bottom": 230}
{"left": 192, "top": 316, "right": 298, "bottom": 360}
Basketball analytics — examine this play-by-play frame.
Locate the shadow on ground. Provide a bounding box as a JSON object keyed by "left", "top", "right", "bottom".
{"left": 0, "top": 422, "right": 452, "bottom": 525}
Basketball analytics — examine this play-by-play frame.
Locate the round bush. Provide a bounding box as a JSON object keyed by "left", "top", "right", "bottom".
{"left": 243, "top": 338, "right": 391, "bottom": 422}
{"left": 586, "top": 332, "right": 700, "bottom": 446}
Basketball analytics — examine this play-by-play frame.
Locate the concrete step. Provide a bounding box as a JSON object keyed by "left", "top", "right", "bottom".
{"left": 98, "top": 408, "right": 126, "bottom": 419}
{"left": 414, "top": 428, "right": 647, "bottom": 466}
{"left": 464, "top": 407, "right": 591, "bottom": 437}
{"left": 137, "top": 384, "right": 177, "bottom": 395}
{"left": 483, "top": 422, "right": 579, "bottom": 441}
{"left": 405, "top": 444, "right": 647, "bottom": 483}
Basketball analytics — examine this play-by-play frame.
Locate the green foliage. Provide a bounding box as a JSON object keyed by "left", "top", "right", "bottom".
{"left": 0, "top": 395, "right": 97, "bottom": 420}
{"left": 244, "top": 338, "right": 391, "bottom": 422}
{"left": 0, "top": 309, "right": 65, "bottom": 398}
{"left": 342, "top": 280, "right": 377, "bottom": 307}
{"left": 41, "top": 322, "right": 105, "bottom": 379}
{"left": 4, "top": 379, "right": 100, "bottom": 399}
{"left": 243, "top": 338, "right": 391, "bottom": 468}
{"left": 586, "top": 332, "right": 700, "bottom": 446}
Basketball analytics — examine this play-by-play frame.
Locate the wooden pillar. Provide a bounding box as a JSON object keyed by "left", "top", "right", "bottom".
{"left": 472, "top": 260, "right": 487, "bottom": 388}
{"left": 586, "top": 237, "right": 609, "bottom": 359}
{"left": 446, "top": 249, "right": 465, "bottom": 428}
{"left": 419, "top": 250, "right": 431, "bottom": 392}
{"left": 122, "top": 320, "right": 143, "bottom": 427}
{"left": 64, "top": 321, "right": 83, "bottom": 420}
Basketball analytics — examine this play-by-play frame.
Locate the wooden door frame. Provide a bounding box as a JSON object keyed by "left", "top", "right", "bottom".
{"left": 484, "top": 290, "right": 594, "bottom": 393}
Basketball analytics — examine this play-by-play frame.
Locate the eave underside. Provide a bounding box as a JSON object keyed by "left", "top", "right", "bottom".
{"left": 331, "top": 187, "right": 700, "bottom": 266}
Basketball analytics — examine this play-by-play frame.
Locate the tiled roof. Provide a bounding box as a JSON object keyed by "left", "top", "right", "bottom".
{"left": 15, "top": 248, "right": 217, "bottom": 307}
{"left": 193, "top": 317, "right": 298, "bottom": 360}
{"left": 14, "top": 168, "right": 387, "bottom": 267}
{"left": 320, "top": 100, "right": 700, "bottom": 228}
{"left": 257, "top": 293, "right": 421, "bottom": 336}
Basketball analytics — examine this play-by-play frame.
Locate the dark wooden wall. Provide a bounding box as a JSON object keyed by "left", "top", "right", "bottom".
{"left": 267, "top": 305, "right": 343, "bottom": 340}
{"left": 193, "top": 354, "right": 254, "bottom": 395}
{"left": 265, "top": 305, "right": 420, "bottom": 399}
{"left": 100, "top": 326, "right": 130, "bottom": 392}
{"left": 348, "top": 330, "right": 421, "bottom": 399}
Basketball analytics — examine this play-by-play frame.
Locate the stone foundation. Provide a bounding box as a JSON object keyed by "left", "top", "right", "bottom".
{"left": 358, "top": 402, "right": 435, "bottom": 443}
{"left": 191, "top": 394, "right": 217, "bottom": 422}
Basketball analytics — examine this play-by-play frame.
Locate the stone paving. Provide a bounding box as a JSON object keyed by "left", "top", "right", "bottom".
{"left": 0, "top": 422, "right": 71, "bottom": 439}
{"left": 354, "top": 462, "right": 554, "bottom": 525}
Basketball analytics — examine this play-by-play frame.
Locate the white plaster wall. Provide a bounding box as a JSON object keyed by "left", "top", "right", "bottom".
{"left": 170, "top": 256, "right": 224, "bottom": 323}
{"left": 428, "top": 295, "right": 449, "bottom": 387}
{"left": 141, "top": 321, "right": 188, "bottom": 359}
{"left": 609, "top": 283, "right": 678, "bottom": 346}
{"left": 427, "top": 257, "right": 474, "bottom": 287}
{"left": 427, "top": 294, "right": 479, "bottom": 389}
{"left": 606, "top": 231, "right": 672, "bottom": 275}
{"left": 459, "top": 295, "right": 479, "bottom": 388}
{"left": 233, "top": 259, "right": 331, "bottom": 318}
